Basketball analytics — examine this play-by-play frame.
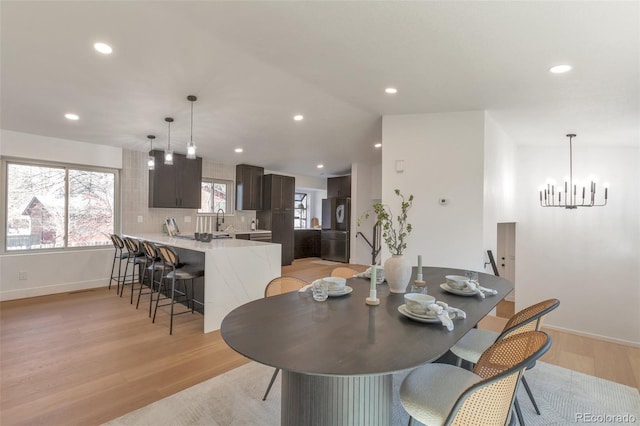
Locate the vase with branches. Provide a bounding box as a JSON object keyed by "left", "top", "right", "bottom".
{"left": 359, "top": 189, "right": 414, "bottom": 293}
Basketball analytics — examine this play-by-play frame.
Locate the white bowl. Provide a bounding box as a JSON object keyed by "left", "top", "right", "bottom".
{"left": 404, "top": 293, "right": 436, "bottom": 315}
{"left": 445, "top": 275, "right": 470, "bottom": 290}
{"left": 322, "top": 276, "right": 346, "bottom": 291}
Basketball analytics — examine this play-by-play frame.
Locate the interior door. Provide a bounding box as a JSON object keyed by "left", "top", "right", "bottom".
{"left": 497, "top": 222, "right": 516, "bottom": 302}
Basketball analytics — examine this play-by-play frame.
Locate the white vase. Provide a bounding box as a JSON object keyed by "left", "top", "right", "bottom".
{"left": 384, "top": 254, "right": 411, "bottom": 293}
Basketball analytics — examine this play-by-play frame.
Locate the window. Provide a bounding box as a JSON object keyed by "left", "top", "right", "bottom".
{"left": 4, "top": 160, "right": 117, "bottom": 251}
{"left": 294, "top": 192, "right": 307, "bottom": 229}
{"left": 199, "top": 178, "right": 234, "bottom": 214}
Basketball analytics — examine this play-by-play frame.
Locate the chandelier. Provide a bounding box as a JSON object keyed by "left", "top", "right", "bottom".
{"left": 539, "top": 134, "right": 609, "bottom": 209}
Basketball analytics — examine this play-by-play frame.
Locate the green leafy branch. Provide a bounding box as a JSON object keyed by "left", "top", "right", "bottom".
{"left": 358, "top": 189, "right": 414, "bottom": 255}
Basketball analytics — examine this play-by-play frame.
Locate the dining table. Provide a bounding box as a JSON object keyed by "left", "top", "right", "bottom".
{"left": 221, "top": 267, "right": 514, "bottom": 426}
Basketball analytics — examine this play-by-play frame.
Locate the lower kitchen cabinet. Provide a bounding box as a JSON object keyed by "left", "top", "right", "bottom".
{"left": 294, "top": 229, "right": 321, "bottom": 259}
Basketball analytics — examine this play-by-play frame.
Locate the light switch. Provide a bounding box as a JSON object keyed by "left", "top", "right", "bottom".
{"left": 184, "top": 216, "right": 192, "bottom": 223}
{"left": 137, "top": 215, "right": 143, "bottom": 223}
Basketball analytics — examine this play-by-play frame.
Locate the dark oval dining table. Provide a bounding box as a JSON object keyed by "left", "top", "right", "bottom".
{"left": 221, "top": 267, "right": 513, "bottom": 426}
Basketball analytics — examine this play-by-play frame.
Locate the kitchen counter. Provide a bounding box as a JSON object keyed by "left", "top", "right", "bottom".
{"left": 126, "top": 233, "right": 281, "bottom": 333}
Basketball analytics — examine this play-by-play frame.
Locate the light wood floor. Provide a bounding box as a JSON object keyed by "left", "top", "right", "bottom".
{"left": 1, "top": 258, "right": 638, "bottom": 425}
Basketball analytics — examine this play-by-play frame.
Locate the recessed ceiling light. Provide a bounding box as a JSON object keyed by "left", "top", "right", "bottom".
{"left": 549, "top": 64, "right": 572, "bottom": 74}
{"left": 293, "top": 115, "right": 304, "bottom": 121}
{"left": 64, "top": 113, "right": 79, "bottom": 120}
{"left": 234, "top": 148, "right": 243, "bottom": 153}
{"left": 374, "top": 143, "right": 382, "bottom": 148}
{"left": 385, "top": 88, "right": 398, "bottom": 94}
{"left": 317, "top": 164, "right": 324, "bottom": 169}
{"left": 93, "top": 42, "right": 113, "bottom": 55}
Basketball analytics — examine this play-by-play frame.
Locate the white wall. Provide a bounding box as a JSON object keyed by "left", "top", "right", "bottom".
{"left": 1, "top": 129, "right": 122, "bottom": 168}
{"left": 351, "top": 161, "right": 381, "bottom": 265}
{"left": 483, "top": 113, "right": 517, "bottom": 272}
{"left": 381, "top": 111, "right": 486, "bottom": 270}
{"left": 0, "top": 130, "right": 122, "bottom": 300}
{"left": 515, "top": 145, "right": 640, "bottom": 345}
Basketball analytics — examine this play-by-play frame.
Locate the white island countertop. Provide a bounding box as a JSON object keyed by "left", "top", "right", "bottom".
{"left": 126, "top": 233, "right": 281, "bottom": 333}
{"left": 129, "top": 233, "right": 273, "bottom": 252}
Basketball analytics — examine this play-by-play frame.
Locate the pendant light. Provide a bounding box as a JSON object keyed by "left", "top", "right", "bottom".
{"left": 164, "top": 117, "right": 174, "bottom": 165}
{"left": 186, "top": 95, "right": 197, "bottom": 159}
{"left": 147, "top": 135, "right": 156, "bottom": 170}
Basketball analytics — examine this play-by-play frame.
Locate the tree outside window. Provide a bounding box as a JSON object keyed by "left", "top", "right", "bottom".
{"left": 200, "top": 179, "right": 234, "bottom": 214}
{"left": 5, "top": 162, "right": 116, "bottom": 251}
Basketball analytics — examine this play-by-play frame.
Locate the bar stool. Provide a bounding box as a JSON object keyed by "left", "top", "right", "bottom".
{"left": 136, "top": 240, "right": 166, "bottom": 317}
{"left": 153, "top": 245, "right": 204, "bottom": 335}
{"left": 121, "top": 237, "right": 146, "bottom": 304}
{"left": 108, "top": 234, "right": 128, "bottom": 294}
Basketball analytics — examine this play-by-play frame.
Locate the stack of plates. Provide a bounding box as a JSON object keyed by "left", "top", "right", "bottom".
{"left": 397, "top": 304, "right": 456, "bottom": 323}
{"left": 440, "top": 283, "right": 477, "bottom": 296}
{"left": 328, "top": 286, "right": 353, "bottom": 297}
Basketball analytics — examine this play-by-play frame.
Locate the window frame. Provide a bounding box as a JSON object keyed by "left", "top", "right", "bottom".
{"left": 294, "top": 192, "right": 308, "bottom": 229}
{"left": 198, "top": 177, "right": 235, "bottom": 216}
{"left": 1, "top": 157, "right": 120, "bottom": 254}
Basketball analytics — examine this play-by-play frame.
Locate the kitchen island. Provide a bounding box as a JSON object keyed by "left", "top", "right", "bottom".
{"left": 126, "top": 233, "right": 281, "bottom": 333}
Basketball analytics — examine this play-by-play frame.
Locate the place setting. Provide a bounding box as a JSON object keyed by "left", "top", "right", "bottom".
{"left": 300, "top": 277, "right": 353, "bottom": 301}
{"left": 398, "top": 293, "right": 466, "bottom": 331}
{"left": 440, "top": 273, "right": 498, "bottom": 299}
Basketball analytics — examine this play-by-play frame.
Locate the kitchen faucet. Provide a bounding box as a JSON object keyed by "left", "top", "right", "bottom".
{"left": 215, "top": 208, "right": 224, "bottom": 232}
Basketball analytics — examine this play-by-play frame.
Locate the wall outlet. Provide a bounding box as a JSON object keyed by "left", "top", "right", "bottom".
{"left": 184, "top": 216, "right": 191, "bottom": 223}
{"left": 137, "top": 215, "right": 143, "bottom": 223}
{"left": 19, "top": 271, "right": 28, "bottom": 280}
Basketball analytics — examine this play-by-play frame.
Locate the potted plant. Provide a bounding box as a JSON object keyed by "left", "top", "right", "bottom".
{"left": 360, "top": 189, "right": 414, "bottom": 293}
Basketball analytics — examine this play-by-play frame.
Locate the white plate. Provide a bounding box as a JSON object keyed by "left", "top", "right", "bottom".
{"left": 328, "top": 286, "right": 353, "bottom": 297}
{"left": 440, "top": 283, "right": 477, "bottom": 296}
{"left": 398, "top": 304, "right": 456, "bottom": 323}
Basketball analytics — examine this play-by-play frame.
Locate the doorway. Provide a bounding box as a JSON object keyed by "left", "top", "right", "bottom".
{"left": 496, "top": 222, "right": 516, "bottom": 317}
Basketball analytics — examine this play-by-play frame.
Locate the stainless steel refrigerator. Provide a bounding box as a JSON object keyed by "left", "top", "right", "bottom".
{"left": 321, "top": 198, "right": 350, "bottom": 262}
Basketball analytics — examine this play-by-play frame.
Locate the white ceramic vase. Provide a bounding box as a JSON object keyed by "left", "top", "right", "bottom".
{"left": 384, "top": 254, "right": 411, "bottom": 293}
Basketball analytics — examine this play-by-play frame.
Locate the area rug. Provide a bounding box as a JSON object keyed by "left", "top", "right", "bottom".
{"left": 104, "top": 361, "right": 640, "bottom": 426}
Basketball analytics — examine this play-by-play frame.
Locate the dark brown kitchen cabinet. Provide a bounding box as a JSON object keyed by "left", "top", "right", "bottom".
{"left": 258, "top": 174, "right": 295, "bottom": 265}
{"left": 294, "top": 229, "right": 321, "bottom": 259}
{"left": 148, "top": 150, "right": 202, "bottom": 208}
{"left": 236, "top": 164, "right": 264, "bottom": 211}
{"left": 327, "top": 175, "right": 351, "bottom": 198}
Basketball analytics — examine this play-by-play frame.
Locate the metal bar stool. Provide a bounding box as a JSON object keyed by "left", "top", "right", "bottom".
{"left": 153, "top": 245, "right": 204, "bottom": 335}
{"left": 121, "top": 237, "right": 146, "bottom": 304}
{"left": 108, "top": 234, "right": 128, "bottom": 294}
{"left": 136, "top": 240, "right": 166, "bottom": 317}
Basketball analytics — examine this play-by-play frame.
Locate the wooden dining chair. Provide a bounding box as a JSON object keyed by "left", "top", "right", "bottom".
{"left": 330, "top": 267, "right": 358, "bottom": 279}
{"left": 264, "top": 276, "right": 308, "bottom": 297}
{"left": 400, "top": 330, "right": 551, "bottom": 426}
{"left": 262, "top": 276, "right": 309, "bottom": 400}
{"left": 450, "top": 298, "right": 560, "bottom": 425}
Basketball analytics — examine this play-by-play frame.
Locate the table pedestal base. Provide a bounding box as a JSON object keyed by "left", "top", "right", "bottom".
{"left": 281, "top": 371, "right": 392, "bottom": 426}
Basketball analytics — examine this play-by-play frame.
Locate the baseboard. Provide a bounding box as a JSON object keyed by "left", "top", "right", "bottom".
{"left": 542, "top": 323, "right": 640, "bottom": 348}
{"left": 0, "top": 279, "right": 107, "bottom": 301}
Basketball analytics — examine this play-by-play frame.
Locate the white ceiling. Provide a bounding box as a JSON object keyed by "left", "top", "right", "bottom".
{"left": 1, "top": 1, "right": 638, "bottom": 178}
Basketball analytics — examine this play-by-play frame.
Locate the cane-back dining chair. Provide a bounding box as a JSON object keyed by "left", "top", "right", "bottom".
{"left": 401, "top": 330, "right": 551, "bottom": 426}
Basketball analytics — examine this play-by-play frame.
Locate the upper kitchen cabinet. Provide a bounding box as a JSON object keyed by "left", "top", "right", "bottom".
{"left": 148, "top": 150, "right": 202, "bottom": 208}
{"left": 236, "top": 164, "right": 264, "bottom": 211}
{"left": 327, "top": 175, "right": 351, "bottom": 198}
{"left": 262, "top": 174, "right": 294, "bottom": 213}
{"left": 258, "top": 174, "right": 295, "bottom": 265}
